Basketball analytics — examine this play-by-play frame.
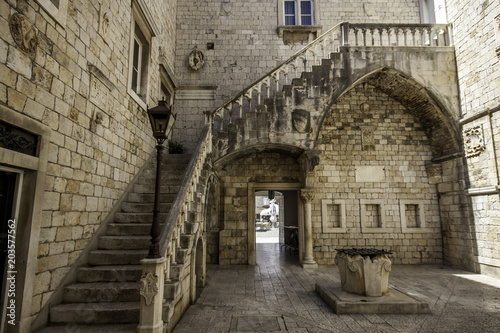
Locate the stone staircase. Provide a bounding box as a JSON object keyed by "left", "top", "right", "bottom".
{"left": 210, "top": 22, "right": 454, "bottom": 160}
{"left": 38, "top": 154, "right": 192, "bottom": 332}
{"left": 213, "top": 50, "right": 343, "bottom": 159}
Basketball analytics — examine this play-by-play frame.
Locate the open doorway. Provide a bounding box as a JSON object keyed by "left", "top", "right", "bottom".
{"left": 253, "top": 188, "right": 300, "bottom": 266}
{"left": 255, "top": 190, "right": 282, "bottom": 244}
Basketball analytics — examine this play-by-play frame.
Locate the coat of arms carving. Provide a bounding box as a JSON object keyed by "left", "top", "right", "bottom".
{"left": 9, "top": 13, "right": 38, "bottom": 55}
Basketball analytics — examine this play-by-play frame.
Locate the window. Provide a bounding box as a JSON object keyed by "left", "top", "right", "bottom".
{"left": 35, "top": 0, "right": 68, "bottom": 26}
{"left": 159, "top": 64, "right": 176, "bottom": 106}
{"left": 131, "top": 23, "right": 149, "bottom": 98}
{"left": 128, "top": 1, "right": 159, "bottom": 109}
{"left": 283, "top": 0, "right": 314, "bottom": 26}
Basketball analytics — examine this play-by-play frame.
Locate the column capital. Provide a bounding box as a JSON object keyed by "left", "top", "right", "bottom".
{"left": 300, "top": 188, "right": 315, "bottom": 203}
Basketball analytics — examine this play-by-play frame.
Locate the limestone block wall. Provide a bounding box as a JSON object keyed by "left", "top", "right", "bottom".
{"left": 315, "top": 85, "right": 443, "bottom": 264}
{"left": 446, "top": 0, "right": 500, "bottom": 277}
{"left": 218, "top": 152, "right": 301, "bottom": 265}
{"left": 446, "top": 0, "right": 500, "bottom": 115}
{"left": 172, "top": 0, "right": 421, "bottom": 151}
{"left": 0, "top": 0, "right": 177, "bottom": 320}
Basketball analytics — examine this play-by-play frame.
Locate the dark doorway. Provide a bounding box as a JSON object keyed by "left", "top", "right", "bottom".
{"left": 1, "top": 169, "right": 20, "bottom": 330}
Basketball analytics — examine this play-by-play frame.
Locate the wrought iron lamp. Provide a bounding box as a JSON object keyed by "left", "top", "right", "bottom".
{"left": 146, "top": 99, "right": 176, "bottom": 258}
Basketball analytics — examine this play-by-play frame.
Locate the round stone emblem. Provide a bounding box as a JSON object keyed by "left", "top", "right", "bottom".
{"left": 188, "top": 49, "right": 205, "bottom": 71}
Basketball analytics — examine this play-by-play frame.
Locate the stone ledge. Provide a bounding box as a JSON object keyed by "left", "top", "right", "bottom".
{"left": 315, "top": 282, "right": 430, "bottom": 314}
{"left": 277, "top": 25, "right": 322, "bottom": 38}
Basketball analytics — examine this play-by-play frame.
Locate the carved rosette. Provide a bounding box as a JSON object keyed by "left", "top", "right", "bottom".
{"left": 9, "top": 13, "right": 38, "bottom": 55}
{"left": 300, "top": 189, "right": 315, "bottom": 203}
{"left": 139, "top": 272, "right": 159, "bottom": 306}
{"left": 464, "top": 125, "right": 486, "bottom": 158}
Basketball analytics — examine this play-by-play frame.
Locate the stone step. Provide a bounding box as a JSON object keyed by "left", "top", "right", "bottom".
{"left": 169, "top": 264, "right": 184, "bottom": 281}
{"left": 176, "top": 248, "right": 190, "bottom": 264}
{"left": 137, "top": 173, "right": 185, "bottom": 185}
{"left": 164, "top": 281, "right": 180, "bottom": 300}
{"left": 143, "top": 160, "right": 190, "bottom": 173}
{"left": 120, "top": 202, "right": 172, "bottom": 214}
{"left": 184, "top": 222, "right": 197, "bottom": 235}
{"left": 98, "top": 236, "right": 150, "bottom": 250}
{"left": 106, "top": 223, "right": 162, "bottom": 236}
{"left": 63, "top": 282, "right": 140, "bottom": 303}
{"left": 114, "top": 212, "right": 167, "bottom": 224}
{"left": 127, "top": 192, "right": 176, "bottom": 203}
{"left": 179, "top": 234, "right": 193, "bottom": 249}
{"left": 36, "top": 324, "right": 138, "bottom": 333}
{"left": 77, "top": 265, "right": 142, "bottom": 283}
{"left": 133, "top": 184, "right": 181, "bottom": 194}
{"left": 88, "top": 250, "right": 148, "bottom": 266}
{"left": 50, "top": 302, "right": 139, "bottom": 324}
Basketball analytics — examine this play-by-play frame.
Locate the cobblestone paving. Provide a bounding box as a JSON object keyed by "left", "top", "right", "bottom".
{"left": 173, "top": 243, "right": 500, "bottom": 332}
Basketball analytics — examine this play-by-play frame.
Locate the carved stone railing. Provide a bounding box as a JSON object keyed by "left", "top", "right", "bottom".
{"left": 211, "top": 22, "right": 344, "bottom": 132}
{"left": 341, "top": 23, "right": 453, "bottom": 47}
{"left": 159, "top": 124, "right": 211, "bottom": 274}
{"left": 139, "top": 124, "right": 212, "bottom": 332}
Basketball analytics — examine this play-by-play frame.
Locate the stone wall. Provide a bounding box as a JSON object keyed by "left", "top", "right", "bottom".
{"left": 0, "top": 0, "right": 177, "bottom": 321}
{"left": 172, "top": 0, "right": 421, "bottom": 151}
{"left": 315, "top": 85, "right": 443, "bottom": 264}
{"left": 218, "top": 152, "right": 301, "bottom": 265}
{"left": 446, "top": 0, "right": 500, "bottom": 277}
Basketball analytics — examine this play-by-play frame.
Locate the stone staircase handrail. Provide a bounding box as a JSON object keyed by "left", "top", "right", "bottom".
{"left": 341, "top": 22, "right": 454, "bottom": 47}
{"left": 159, "top": 124, "right": 211, "bottom": 260}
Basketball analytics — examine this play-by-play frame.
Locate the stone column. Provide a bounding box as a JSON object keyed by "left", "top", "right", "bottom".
{"left": 138, "top": 257, "right": 167, "bottom": 333}
{"left": 300, "top": 189, "right": 317, "bottom": 268}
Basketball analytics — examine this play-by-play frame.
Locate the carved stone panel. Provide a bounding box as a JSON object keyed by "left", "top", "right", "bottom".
{"left": 189, "top": 48, "right": 205, "bottom": 70}
{"left": 140, "top": 272, "right": 158, "bottom": 306}
{"left": 292, "top": 109, "right": 310, "bottom": 133}
{"left": 99, "top": 4, "right": 111, "bottom": 42}
{"left": 9, "top": 13, "right": 38, "bottom": 55}
{"left": 464, "top": 125, "right": 486, "bottom": 158}
{"left": 360, "top": 126, "right": 375, "bottom": 151}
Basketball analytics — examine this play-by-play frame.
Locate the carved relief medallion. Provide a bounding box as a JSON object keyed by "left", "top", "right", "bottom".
{"left": 9, "top": 13, "right": 38, "bottom": 55}
{"left": 139, "top": 272, "right": 159, "bottom": 305}
{"left": 99, "top": 4, "right": 111, "bottom": 40}
{"left": 189, "top": 48, "right": 205, "bottom": 70}
{"left": 464, "top": 125, "right": 486, "bottom": 158}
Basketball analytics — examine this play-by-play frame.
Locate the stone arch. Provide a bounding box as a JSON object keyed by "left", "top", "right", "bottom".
{"left": 213, "top": 143, "right": 306, "bottom": 171}
{"left": 190, "top": 235, "right": 205, "bottom": 303}
{"left": 204, "top": 174, "right": 221, "bottom": 264}
{"left": 214, "top": 146, "right": 305, "bottom": 265}
{"left": 315, "top": 67, "right": 461, "bottom": 160}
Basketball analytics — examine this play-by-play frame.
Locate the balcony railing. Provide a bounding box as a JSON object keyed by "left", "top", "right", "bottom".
{"left": 341, "top": 23, "right": 453, "bottom": 47}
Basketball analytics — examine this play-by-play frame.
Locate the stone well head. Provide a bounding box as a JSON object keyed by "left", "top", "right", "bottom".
{"left": 335, "top": 248, "right": 392, "bottom": 297}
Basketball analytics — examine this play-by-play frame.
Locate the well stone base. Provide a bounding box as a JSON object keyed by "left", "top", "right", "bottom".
{"left": 315, "top": 283, "right": 430, "bottom": 314}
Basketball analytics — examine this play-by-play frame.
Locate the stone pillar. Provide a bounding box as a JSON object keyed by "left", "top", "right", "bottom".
{"left": 300, "top": 189, "right": 317, "bottom": 268}
{"left": 138, "top": 257, "right": 167, "bottom": 333}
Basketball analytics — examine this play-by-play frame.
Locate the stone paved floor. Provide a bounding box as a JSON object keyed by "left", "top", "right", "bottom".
{"left": 173, "top": 243, "right": 500, "bottom": 333}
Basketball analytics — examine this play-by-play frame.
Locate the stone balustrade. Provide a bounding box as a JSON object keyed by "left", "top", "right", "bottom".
{"left": 159, "top": 124, "right": 211, "bottom": 277}
{"left": 139, "top": 124, "right": 212, "bottom": 332}
{"left": 341, "top": 23, "right": 453, "bottom": 47}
